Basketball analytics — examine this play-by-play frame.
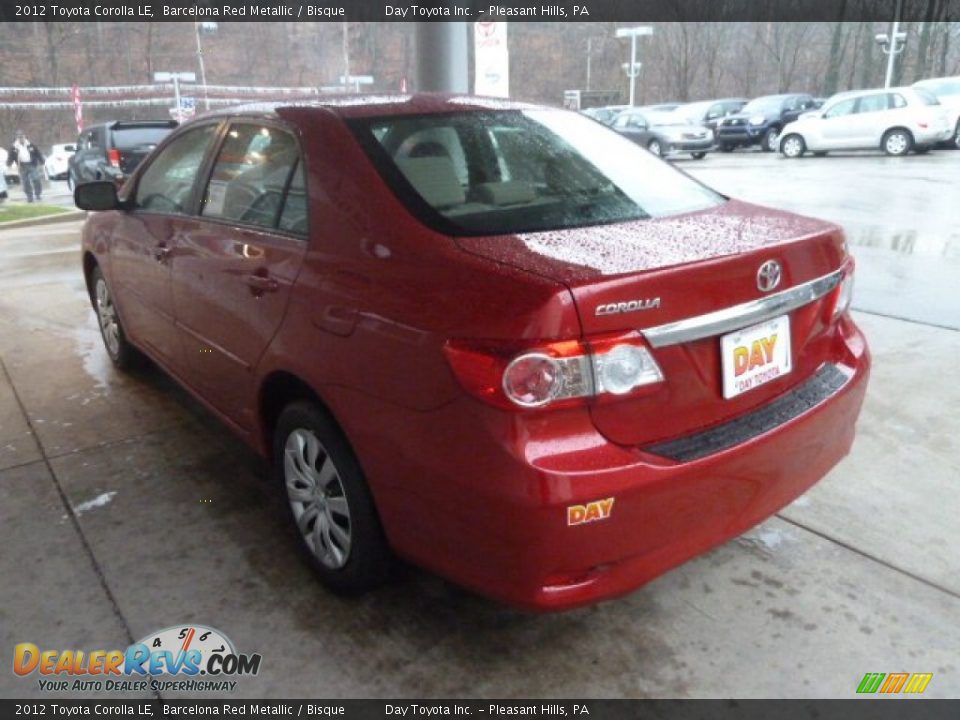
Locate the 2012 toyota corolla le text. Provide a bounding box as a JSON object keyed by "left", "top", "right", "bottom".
{"left": 75, "top": 95, "right": 870, "bottom": 611}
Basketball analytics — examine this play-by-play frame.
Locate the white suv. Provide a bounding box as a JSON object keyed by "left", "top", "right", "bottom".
{"left": 913, "top": 76, "right": 960, "bottom": 148}
{"left": 778, "top": 87, "right": 952, "bottom": 158}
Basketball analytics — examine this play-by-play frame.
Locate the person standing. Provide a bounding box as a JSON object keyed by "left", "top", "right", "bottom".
{"left": 6, "top": 131, "right": 44, "bottom": 203}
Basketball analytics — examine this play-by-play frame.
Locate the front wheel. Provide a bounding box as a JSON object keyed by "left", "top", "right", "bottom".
{"left": 90, "top": 267, "right": 140, "bottom": 370}
{"left": 690, "top": 151, "right": 707, "bottom": 160}
{"left": 882, "top": 128, "right": 912, "bottom": 156}
{"left": 762, "top": 127, "right": 780, "bottom": 152}
{"left": 780, "top": 134, "right": 806, "bottom": 159}
{"left": 718, "top": 143, "right": 735, "bottom": 153}
{"left": 275, "top": 401, "right": 391, "bottom": 594}
{"left": 647, "top": 139, "right": 663, "bottom": 157}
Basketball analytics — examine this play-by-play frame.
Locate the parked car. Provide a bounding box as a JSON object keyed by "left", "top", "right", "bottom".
{"left": 717, "top": 94, "right": 819, "bottom": 152}
{"left": 912, "top": 76, "right": 960, "bottom": 148}
{"left": 68, "top": 120, "right": 178, "bottom": 189}
{"left": 44, "top": 143, "right": 77, "bottom": 180}
{"left": 74, "top": 95, "right": 869, "bottom": 611}
{"left": 581, "top": 106, "right": 627, "bottom": 125}
{"left": 675, "top": 98, "right": 748, "bottom": 133}
{"left": 612, "top": 110, "right": 714, "bottom": 158}
{"left": 779, "top": 87, "right": 953, "bottom": 158}
{"left": 0, "top": 147, "right": 20, "bottom": 185}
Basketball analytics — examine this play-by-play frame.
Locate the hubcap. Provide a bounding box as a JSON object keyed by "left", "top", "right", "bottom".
{"left": 887, "top": 133, "right": 907, "bottom": 154}
{"left": 95, "top": 278, "right": 120, "bottom": 358}
{"left": 284, "top": 428, "right": 352, "bottom": 569}
{"left": 784, "top": 137, "right": 802, "bottom": 157}
{"left": 649, "top": 141, "right": 661, "bottom": 156}
{"left": 766, "top": 131, "right": 779, "bottom": 150}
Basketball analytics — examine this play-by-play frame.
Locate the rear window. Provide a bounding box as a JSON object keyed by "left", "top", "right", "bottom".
{"left": 913, "top": 88, "right": 941, "bottom": 106}
{"left": 352, "top": 110, "right": 723, "bottom": 236}
{"left": 915, "top": 78, "right": 960, "bottom": 98}
{"left": 112, "top": 126, "right": 174, "bottom": 150}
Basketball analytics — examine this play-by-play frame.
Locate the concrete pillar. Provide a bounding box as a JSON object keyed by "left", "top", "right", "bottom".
{"left": 415, "top": 22, "right": 469, "bottom": 93}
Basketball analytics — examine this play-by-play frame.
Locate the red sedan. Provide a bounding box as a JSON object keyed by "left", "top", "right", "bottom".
{"left": 75, "top": 95, "right": 870, "bottom": 611}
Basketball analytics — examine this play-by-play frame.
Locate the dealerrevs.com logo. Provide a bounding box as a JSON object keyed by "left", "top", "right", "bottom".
{"left": 13, "top": 625, "right": 261, "bottom": 693}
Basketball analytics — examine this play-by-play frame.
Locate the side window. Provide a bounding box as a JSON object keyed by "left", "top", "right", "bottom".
{"left": 277, "top": 160, "right": 307, "bottom": 235}
{"left": 857, "top": 94, "right": 888, "bottom": 114}
{"left": 705, "top": 104, "right": 723, "bottom": 120}
{"left": 613, "top": 114, "right": 629, "bottom": 129}
{"left": 201, "top": 123, "right": 300, "bottom": 230}
{"left": 783, "top": 97, "right": 799, "bottom": 112}
{"left": 135, "top": 124, "right": 216, "bottom": 214}
{"left": 824, "top": 99, "right": 857, "bottom": 119}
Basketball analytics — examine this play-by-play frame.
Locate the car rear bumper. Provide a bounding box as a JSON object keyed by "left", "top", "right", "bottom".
{"left": 336, "top": 316, "right": 870, "bottom": 611}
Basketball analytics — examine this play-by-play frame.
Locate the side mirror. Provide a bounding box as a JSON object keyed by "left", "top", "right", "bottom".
{"left": 74, "top": 180, "right": 122, "bottom": 211}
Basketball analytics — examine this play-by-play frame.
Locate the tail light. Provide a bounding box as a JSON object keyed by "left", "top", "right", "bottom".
{"left": 832, "top": 262, "right": 855, "bottom": 318}
{"left": 108, "top": 148, "right": 121, "bottom": 168}
{"left": 444, "top": 332, "right": 664, "bottom": 411}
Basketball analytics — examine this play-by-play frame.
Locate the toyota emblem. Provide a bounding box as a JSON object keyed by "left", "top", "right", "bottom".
{"left": 757, "top": 260, "right": 782, "bottom": 292}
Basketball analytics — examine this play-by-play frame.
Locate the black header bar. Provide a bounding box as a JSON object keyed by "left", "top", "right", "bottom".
{"left": 1, "top": 0, "right": 959, "bottom": 22}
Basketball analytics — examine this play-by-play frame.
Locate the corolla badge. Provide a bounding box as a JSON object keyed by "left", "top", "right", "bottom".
{"left": 756, "top": 260, "right": 782, "bottom": 293}
{"left": 595, "top": 297, "right": 661, "bottom": 316}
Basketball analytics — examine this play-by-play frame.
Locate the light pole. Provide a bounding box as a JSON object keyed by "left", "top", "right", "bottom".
{"left": 195, "top": 22, "right": 217, "bottom": 111}
{"left": 876, "top": 0, "right": 906, "bottom": 89}
{"left": 616, "top": 26, "right": 653, "bottom": 107}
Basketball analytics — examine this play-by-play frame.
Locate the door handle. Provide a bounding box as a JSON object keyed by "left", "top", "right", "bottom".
{"left": 246, "top": 274, "right": 279, "bottom": 293}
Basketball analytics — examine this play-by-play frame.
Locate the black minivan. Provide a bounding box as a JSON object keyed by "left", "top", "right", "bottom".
{"left": 68, "top": 120, "right": 178, "bottom": 189}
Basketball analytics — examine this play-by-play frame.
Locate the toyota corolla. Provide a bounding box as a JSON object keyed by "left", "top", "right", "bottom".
{"left": 75, "top": 95, "right": 870, "bottom": 611}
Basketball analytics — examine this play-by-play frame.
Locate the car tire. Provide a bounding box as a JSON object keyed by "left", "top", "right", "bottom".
{"left": 882, "top": 128, "right": 913, "bottom": 157}
{"left": 813, "top": 151, "right": 828, "bottom": 157}
{"left": 67, "top": 172, "right": 74, "bottom": 192}
{"left": 913, "top": 145, "right": 931, "bottom": 155}
{"left": 780, "top": 134, "right": 806, "bottom": 158}
{"left": 690, "top": 152, "right": 707, "bottom": 160}
{"left": 953, "top": 120, "right": 960, "bottom": 149}
{"left": 274, "top": 401, "right": 391, "bottom": 595}
{"left": 719, "top": 144, "right": 735, "bottom": 153}
{"left": 762, "top": 127, "right": 780, "bottom": 152}
{"left": 90, "top": 266, "right": 140, "bottom": 370}
{"left": 647, "top": 139, "right": 663, "bottom": 156}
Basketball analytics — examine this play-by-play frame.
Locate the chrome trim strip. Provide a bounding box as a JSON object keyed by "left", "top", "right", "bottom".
{"left": 643, "top": 269, "right": 844, "bottom": 348}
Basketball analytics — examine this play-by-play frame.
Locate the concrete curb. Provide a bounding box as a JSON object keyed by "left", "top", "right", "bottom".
{"left": 0, "top": 208, "right": 87, "bottom": 231}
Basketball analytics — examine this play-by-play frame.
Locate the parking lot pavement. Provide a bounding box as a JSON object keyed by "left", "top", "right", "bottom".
{"left": 684, "top": 149, "right": 960, "bottom": 330}
{"left": 1, "top": 155, "right": 958, "bottom": 698}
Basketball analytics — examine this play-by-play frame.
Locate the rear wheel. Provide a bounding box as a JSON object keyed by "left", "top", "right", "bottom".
{"left": 719, "top": 143, "right": 735, "bottom": 153}
{"left": 780, "top": 134, "right": 806, "bottom": 158}
{"left": 647, "top": 139, "right": 663, "bottom": 157}
{"left": 762, "top": 126, "right": 780, "bottom": 152}
{"left": 90, "top": 267, "right": 139, "bottom": 370}
{"left": 690, "top": 151, "right": 707, "bottom": 160}
{"left": 275, "top": 401, "right": 391, "bottom": 594}
{"left": 882, "top": 128, "right": 912, "bottom": 156}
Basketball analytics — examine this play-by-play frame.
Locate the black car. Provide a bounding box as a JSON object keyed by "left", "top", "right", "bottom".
{"left": 611, "top": 110, "right": 714, "bottom": 159}
{"left": 676, "top": 98, "right": 748, "bottom": 133}
{"left": 68, "top": 120, "right": 178, "bottom": 189}
{"left": 716, "top": 94, "right": 819, "bottom": 152}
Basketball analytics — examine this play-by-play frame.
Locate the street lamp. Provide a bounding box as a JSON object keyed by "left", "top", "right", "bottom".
{"left": 876, "top": 0, "right": 906, "bottom": 89}
{"left": 616, "top": 26, "right": 653, "bottom": 107}
{"left": 195, "top": 21, "right": 218, "bottom": 111}
{"left": 876, "top": 30, "right": 908, "bottom": 88}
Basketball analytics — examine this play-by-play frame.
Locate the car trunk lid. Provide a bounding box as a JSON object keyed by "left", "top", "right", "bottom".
{"left": 456, "top": 199, "right": 848, "bottom": 447}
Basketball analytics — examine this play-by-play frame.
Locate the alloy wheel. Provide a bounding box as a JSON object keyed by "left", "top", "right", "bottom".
{"left": 765, "top": 129, "right": 779, "bottom": 151}
{"left": 782, "top": 136, "right": 804, "bottom": 158}
{"left": 284, "top": 428, "right": 352, "bottom": 570}
{"left": 885, "top": 132, "right": 909, "bottom": 156}
{"left": 95, "top": 278, "right": 121, "bottom": 358}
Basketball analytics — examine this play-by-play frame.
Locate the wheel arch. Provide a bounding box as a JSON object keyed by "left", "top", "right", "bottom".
{"left": 883, "top": 126, "right": 915, "bottom": 142}
{"left": 257, "top": 370, "right": 337, "bottom": 462}
{"left": 82, "top": 251, "right": 99, "bottom": 299}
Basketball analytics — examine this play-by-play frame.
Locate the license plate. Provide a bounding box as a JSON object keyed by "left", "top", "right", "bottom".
{"left": 721, "top": 315, "right": 792, "bottom": 399}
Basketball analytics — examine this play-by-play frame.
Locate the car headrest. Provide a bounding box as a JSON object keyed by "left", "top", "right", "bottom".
{"left": 396, "top": 157, "right": 465, "bottom": 209}
{"left": 474, "top": 181, "right": 536, "bottom": 206}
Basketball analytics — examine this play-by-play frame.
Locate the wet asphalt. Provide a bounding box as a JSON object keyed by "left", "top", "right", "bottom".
{"left": 0, "top": 151, "right": 958, "bottom": 699}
